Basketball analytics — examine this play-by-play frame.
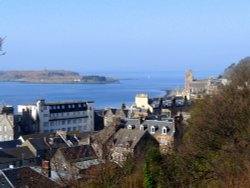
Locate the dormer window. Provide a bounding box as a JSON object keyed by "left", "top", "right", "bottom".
{"left": 128, "top": 125, "right": 134, "bottom": 130}
{"left": 151, "top": 126, "right": 155, "bottom": 134}
{"left": 162, "top": 127, "right": 167, "bottom": 135}
{"left": 162, "top": 126, "right": 170, "bottom": 135}
{"left": 140, "top": 124, "right": 144, "bottom": 131}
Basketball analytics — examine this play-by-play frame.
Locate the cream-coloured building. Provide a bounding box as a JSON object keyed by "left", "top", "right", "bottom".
{"left": 134, "top": 94, "right": 153, "bottom": 113}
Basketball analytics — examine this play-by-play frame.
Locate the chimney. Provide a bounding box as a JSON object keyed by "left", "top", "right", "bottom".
{"left": 42, "top": 160, "right": 51, "bottom": 178}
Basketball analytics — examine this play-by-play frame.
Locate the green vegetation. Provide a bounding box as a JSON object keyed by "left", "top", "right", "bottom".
{"left": 62, "top": 57, "right": 250, "bottom": 188}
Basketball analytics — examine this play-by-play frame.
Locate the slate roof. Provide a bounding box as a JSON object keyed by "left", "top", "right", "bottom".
{"left": 0, "top": 140, "right": 22, "bottom": 150}
{"left": 0, "top": 147, "right": 35, "bottom": 164}
{"left": 190, "top": 80, "right": 208, "bottom": 89}
{"left": 2, "top": 167, "right": 62, "bottom": 188}
{"left": 125, "top": 118, "right": 175, "bottom": 136}
{"left": 29, "top": 139, "right": 50, "bottom": 151}
{"left": 59, "top": 145, "right": 97, "bottom": 163}
{"left": 0, "top": 171, "right": 13, "bottom": 188}
{"left": 113, "top": 129, "right": 146, "bottom": 149}
{"left": 21, "top": 133, "right": 55, "bottom": 141}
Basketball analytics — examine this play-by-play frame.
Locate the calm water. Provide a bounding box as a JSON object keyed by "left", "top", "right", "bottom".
{"left": 0, "top": 71, "right": 219, "bottom": 110}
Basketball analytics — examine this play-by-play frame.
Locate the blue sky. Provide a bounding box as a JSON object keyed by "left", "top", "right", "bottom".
{"left": 0, "top": 0, "right": 250, "bottom": 74}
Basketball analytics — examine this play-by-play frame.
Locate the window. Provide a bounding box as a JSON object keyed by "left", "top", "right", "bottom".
{"left": 62, "top": 128, "right": 66, "bottom": 131}
{"left": 67, "top": 127, "right": 71, "bottom": 132}
{"left": 73, "top": 119, "right": 76, "bottom": 124}
{"left": 151, "top": 126, "right": 155, "bottom": 134}
{"left": 0, "top": 126, "right": 2, "bottom": 132}
{"left": 78, "top": 104, "right": 82, "bottom": 108}
{"left": 73, "top": 127, "right": 77, "bottom": 131}
{"left": 4, "top": 126, "right": 7, "bottom": 132}
{"left": 43, "top": 122, "right": 49, "bottom": 127}
{"left": 140, "top": 125, "right": 144, "bottom": 131}
{"left": 72, "top": 104, "right": 75, "bottom": 108}
{"left": 50, "top": 129, "right": 54, "bottom": 133}
{"left": 162, "top": 127, "right": 167, "bottom": 134}
{"left": 78, "top": 119, "right": 82, "bottom": 123}
{"left": 62, "top": 105, "right": 65, "bottom": 109}
{"left": 57, "top": 106, "right": 60, "bottom": 109}
{"left": 68, "top": 105, "right": 71, "bottom": 109}
{"left": 62, "top": 120, "right": 65, "bottom": 125}
{"left": 43, "top": 114, "right": 49, "bottom": 117}
{"left": 67, "top": 120, "right": 71, "bottom": 124}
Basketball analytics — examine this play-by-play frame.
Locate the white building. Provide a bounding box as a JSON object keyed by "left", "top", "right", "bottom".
{"left": 18, "top": 99, "right": 94, "bottom": 133}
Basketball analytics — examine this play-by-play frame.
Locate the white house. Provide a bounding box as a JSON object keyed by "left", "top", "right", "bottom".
{"left": 18, "top": 99, "right": 94, "bottom": 133}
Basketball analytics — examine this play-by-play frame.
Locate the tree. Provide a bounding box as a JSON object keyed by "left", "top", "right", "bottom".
{"left": 158, "top": 58, "right": 250, "bottom": 187}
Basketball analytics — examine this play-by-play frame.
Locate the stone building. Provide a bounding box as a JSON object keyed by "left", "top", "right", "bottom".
{"left": 0, "top": 106, "right": 15, "bottom": 142}
{"left": 110, "top": 129, "right": 159, "bottom": 165}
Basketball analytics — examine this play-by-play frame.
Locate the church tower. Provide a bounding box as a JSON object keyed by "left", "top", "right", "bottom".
{"left": 185, "top": 70, "right": 193, "bottom": 94}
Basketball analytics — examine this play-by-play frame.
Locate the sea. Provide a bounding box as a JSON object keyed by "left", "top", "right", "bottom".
{"left": 0, "top": 70, "right": 220, "bottom": 110}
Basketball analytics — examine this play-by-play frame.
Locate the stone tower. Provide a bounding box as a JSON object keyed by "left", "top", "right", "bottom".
{"left": 185, "top": 70, "right": 193, "bottom": 93}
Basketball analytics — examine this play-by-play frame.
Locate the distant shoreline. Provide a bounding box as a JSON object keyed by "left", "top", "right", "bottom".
{"left": 0, "top": 70, "right": 119, "bottom": 84}
{"left": 0, "top": 80, "right": 120, "bottom": 84}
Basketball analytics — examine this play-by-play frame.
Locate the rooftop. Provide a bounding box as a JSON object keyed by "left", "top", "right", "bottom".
{"left": 0, "top": 147, "right": 35, "bottom": 164}
{"left": 2, "top": 166, "right": 62, "bottom": 188}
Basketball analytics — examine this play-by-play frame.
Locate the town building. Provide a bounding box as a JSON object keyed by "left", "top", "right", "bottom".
{"left": 18, "top": 99, "right": 94, "bottom": 133}
{"left": 131, "top": 94, "right": 153, "bottom": 113}
{"left": 110, "top": 129, "right": 159, "bottom": 164}
{"left": 0, "top": 106, "right": 16, "bottom": 142}
{"left": 0, "top": 166, "right": 62, "bottom": 188}
{"left": 124, "top": 116, "right": 176, "bottom": 153}
{"left": 103, "top": 108, "right": 128, "bottom": 127}
{"left": 0, "top": 146, "right": 35, "bottom": 169}
{"left": 51, "top": 145, "right": 100, "bottom": 174}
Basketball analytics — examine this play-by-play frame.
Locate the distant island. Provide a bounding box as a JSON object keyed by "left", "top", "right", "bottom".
{"left": 0, "top": 70, "right": 119, "bottom": 84}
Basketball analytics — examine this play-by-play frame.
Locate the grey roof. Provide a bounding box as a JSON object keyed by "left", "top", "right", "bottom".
{"left": 2, "top": 167, "right": 61, "bottom": 188}
{"left": 113, "top": 129, "right": 146, "bottom": 149}
{"left": 190, "top": 80, "right": 208, "bottom": 89}
{"left": 28, "top": 139, "right": 50, "bottom": 151}
{"left": 58, "top": 145, "right": 97, "bottom": 163}
{"left": 0, "top": 171, "right": 13, "bottom": 188}
{"left": 0, "top": 140, "right": 22, "bottom": 150}
{"left": 20, "top": 133, "right": 55, "bottom": 141}
{"left": 0, "top": 147, "right": 35, "bottom": 164}
{"left": 73, "top": 158, "right": 100, "bottom": 170}
{"left": 125, "top": 118, "right": 175, "bottom": 136}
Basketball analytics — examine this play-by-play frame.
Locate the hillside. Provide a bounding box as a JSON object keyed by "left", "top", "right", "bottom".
{"left": 0, "top": 70, "right": 118, "bottom": 84}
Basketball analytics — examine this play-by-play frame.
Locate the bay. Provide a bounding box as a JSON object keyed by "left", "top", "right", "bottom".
{"left": 0, "top": 70, "right": 219, "bottom": 110}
